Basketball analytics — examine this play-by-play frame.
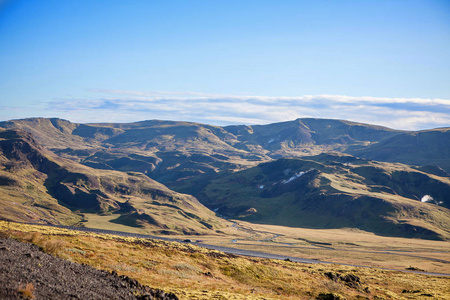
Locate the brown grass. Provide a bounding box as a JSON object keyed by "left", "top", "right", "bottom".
{"left": 17, "top": 282, "right": 35, "bottom": 299}
{"left": 23, "top": 231, "right": 66, "bottom": 255}
{"left": 194, "top": 220, "right": 450, "bottom": 274}
{"left": 2, "top": 221, "right": 449, "bottom": 300}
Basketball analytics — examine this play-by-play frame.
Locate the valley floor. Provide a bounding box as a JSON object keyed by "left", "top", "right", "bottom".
{"left": 191, "top": 221, "right": 450, "bottom": 275}
{"left": 68, "top": 212, "right": 450, "bottom": 274}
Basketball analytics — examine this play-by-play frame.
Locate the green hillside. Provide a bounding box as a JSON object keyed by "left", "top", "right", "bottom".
{"left": 193, "top": 154, "right": 450, "bottom": 240}
{"left": 351, "top": 128, "right": 450, "bottom": 172}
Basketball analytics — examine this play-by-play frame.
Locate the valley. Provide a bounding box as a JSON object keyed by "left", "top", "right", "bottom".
{"left": 0, "top": 117, "right": 449, "bottom": 299}
{"left": 3, "top": 2, "right": 449, "bottom": 298}
{"left": 0, "top": 117, "right": 449, "bottom": 241}
{"left": 191, "top": 220, "right": 450, "bottom": 275}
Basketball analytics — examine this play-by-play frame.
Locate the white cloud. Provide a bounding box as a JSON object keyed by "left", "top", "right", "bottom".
{"left": 31, "top": 91, "right": 450, "bottom": 130}
{"left": 88, "top": 89, "right": 450, "bottom": 106}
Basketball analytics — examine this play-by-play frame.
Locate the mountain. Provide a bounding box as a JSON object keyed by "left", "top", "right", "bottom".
{"left": 351, "top": 128, "right": 450, "bottom": 173}
{"left": 1, "top": 117, "right": 449, "bottom": 240}
{"left": 191, "top": 153, "right": 450, "bottom": 240}
{"left": 0, "top": 128, "right": 226, "bottom": 234}
{"left": 0, "top": 117, "right": 406, "bottom": 185}
{"left": 0, "top": 118, "right": 263, "bottom": 185}
{"left": 225, "top": 118, "right": 401, "bottom": 156}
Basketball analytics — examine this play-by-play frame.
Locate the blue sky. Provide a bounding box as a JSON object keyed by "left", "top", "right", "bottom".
{"left": 0, "top": 0, "right": 449, "bottom": 130}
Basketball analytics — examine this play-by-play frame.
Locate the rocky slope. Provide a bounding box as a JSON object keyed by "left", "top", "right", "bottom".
{"left": 0, "top": 235, "right": 178, "bottom": 299}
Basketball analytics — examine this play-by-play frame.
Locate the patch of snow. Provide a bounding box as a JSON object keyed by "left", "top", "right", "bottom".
{"left": 213, "top": 208, "right": 219, "bottom": 212}
{"left": 421, "top": 195, "right": 443, "bottom": 205}
{"left": 279, "top": 169, "right": 315, "bottom": 185}
{"left": 259, "top": 185, "right": 264, "bottom": 189}
{"left": 421, "top": 195, "right": 433, "bottom": 203}
{"left": 268, "top": 138, "right": 275, "bottom": 143}
{"left": 282, "top": 171, "right": 306, "bottom": 184}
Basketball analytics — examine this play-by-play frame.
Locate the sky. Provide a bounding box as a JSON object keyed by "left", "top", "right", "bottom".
{"left": 0, "top": 0, "right": 449, "bottom": 130}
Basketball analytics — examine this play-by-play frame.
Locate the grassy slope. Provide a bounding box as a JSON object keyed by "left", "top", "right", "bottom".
{"left": 0, "top": 128, "right": 227, "bottom": 235}
{"left": 0, "top": 118, "right": 90, "bottom": 149}
{"left": 2, "top": 221, "right": 449, "bottom": 300}
{"left": 195, "top": 154, "right": 450, "bottom": 240}
{"left": 351, "top": 128, "right": 450, "bottom": 173}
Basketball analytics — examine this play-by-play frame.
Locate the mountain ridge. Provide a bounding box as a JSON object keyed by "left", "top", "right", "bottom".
{"left": 1, "top": 117, "right": 449, "bottom": 240}
{"left": 2, "top": 117, "right": 448, "bottom": 174}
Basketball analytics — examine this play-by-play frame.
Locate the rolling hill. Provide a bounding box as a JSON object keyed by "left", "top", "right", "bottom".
{"left": 191, "top": 154, "right": 450, "bottom": 240}
{"left": 0, "top": 117, "right": 408, "bottom": 185}
{"left": 0, "top": 128, "right": 226, "bottom": 235}
{"left": 1, "top": 117, "right": 449, "bottom": 240}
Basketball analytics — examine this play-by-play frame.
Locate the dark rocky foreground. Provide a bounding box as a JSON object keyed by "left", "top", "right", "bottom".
{"left": 0, "top": 237, "right": 178, "bottom": 299}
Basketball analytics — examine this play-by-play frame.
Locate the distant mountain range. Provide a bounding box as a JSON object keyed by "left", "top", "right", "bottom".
{"left": 0, "top": 117, "right": 449, "bottom": 239}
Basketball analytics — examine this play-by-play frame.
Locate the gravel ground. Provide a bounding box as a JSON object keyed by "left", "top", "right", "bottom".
{"left": 0, "top": 237, "right": 178, "bottom": 299}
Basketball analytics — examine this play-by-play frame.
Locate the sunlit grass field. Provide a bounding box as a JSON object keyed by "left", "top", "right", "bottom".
{"left": 1, "top": 221, "right": 449, "bottom": 299}
{"left": 196, "top": 220, "right": 450, "bottom": 275}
